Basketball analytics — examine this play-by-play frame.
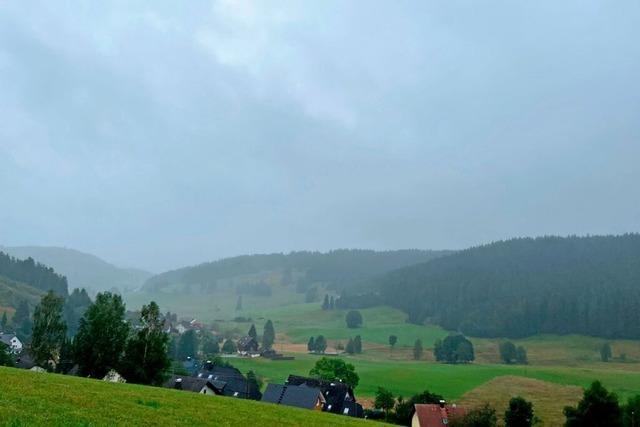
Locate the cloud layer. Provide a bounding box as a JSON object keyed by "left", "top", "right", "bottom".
{"left": 1, "top": 1, "right": 639, "bottom": 271}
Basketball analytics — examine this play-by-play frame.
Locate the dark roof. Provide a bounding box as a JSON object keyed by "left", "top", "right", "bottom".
{"left": 286, "top": 375, "right": 362, "bottom": 417}
{"left": 15, "top": 353, "right": 34, "bottom": 370}
{"left": 0, "top": 333, "right": 17, "bottom": 346}
{"left": 262, "top": 384, "right": 324, "bottom": 410}
{"left": 195, "top": 367, "right": 261, "bottom": 400}
{"left": 163, "top": 375, "right": 222, "bottom": 394}
{"left": 414, "top": 404, "right": 466, "bottom": 427}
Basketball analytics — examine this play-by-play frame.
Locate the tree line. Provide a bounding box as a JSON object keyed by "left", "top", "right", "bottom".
{"left": 377, "top": 235, "right": 640, "bottom": 339}
{"left": 0, "top": 251, "right": 68, "bottom": 296}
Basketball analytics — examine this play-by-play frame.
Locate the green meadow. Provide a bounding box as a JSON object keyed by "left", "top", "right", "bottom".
{"left": 0, "top": 367, "right": 375, "bottom": 427}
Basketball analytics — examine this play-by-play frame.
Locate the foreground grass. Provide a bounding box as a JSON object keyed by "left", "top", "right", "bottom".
{"left": 0, "top": 367, "right": 374, "bottom": 427}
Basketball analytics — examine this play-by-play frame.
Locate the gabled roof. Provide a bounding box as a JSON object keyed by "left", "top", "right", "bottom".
{"left": 0, "top": 333, "right": 19, "bottom": 346}
{"left": 195, "top": 366, "right": 261, "bottom": 400}
{"left": 237, "top": 336, "right": 258, "bottom": 350}
{"left": 262, "top": 383, "right": 325, "bottom": 410}
{"left": 414, "top": 404, "right": 466, "bottom": 427}
{"left": 163, "top": 375, "right": 222, "bottom": 394}
{"left": 286, "top": 374, "right": 361, "bottom": 416}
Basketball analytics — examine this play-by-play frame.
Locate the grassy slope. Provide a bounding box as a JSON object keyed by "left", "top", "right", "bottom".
{"left": 231, "top": 352, "right": 640, "bottom": 401}
{"left": 459, "top": 376, "right": 582, "bottom": 426}
{"left": 0, "top": 275, "right": 43, "bottom": 316}
{"left": 0, "top": 367, "right": 376, "bottom": 427}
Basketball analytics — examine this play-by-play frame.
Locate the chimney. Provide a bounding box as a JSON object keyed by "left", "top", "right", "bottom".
{"left": 175, "top": 378, "right": 183, "bottom": 390}
{"left": 439, "top": 400, "right": 446, "bottom": 408}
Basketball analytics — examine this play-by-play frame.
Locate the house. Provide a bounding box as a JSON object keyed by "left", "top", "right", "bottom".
{"left": 164, "top": 375, "right": 223, "bottom": 396}
{"left": 0, "top": 333, "right": 23, "bottom": 353}
{"left": 412, "top": 402, "right": 466, "bottom": 427}
{"left": 195, "top": 365, "right": 262, "bottom": 400}
{"left": 262, "top": 383, "right": 326, "bottom": 410}
{"left": 181, "top": 356, "right": 200, "bottom": 375}
{"left": 236, "top": 336, "right": 259, "bottom": 354}
{"left": 286, "top": 375, "right": 364, "bottom": 418}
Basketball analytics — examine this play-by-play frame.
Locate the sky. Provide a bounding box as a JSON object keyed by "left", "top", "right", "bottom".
{"left": 1, "top": 1, "right": 639, "bottom": 272}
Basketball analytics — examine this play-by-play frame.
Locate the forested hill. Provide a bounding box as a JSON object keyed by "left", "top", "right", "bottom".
{"left": 0, "top": 246, "right": 152, "bottom": 293}
{"left": 143, "top": 249, "right": 450, "bottom": 293}
{"left": 375, "top": 234, "right": 640, "bottom": 339}
{"left": 0, "top": 251, "right": 68, "bottom": 297}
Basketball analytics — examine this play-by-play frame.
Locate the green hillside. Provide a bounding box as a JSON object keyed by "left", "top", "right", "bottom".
{"left": 374, "top": 234, "right": 640, "bottom": 339}
{"left": 1, "top": 246, "right": 152, "bottom": 293}
{"left": 143, "top": 249, "right": 450, "bottom": 293}
{"left": 0, "top": 275, "right": 42, "bottom": 314}
{"left": 0, "top": 367, "right": 375, "bottom": 426}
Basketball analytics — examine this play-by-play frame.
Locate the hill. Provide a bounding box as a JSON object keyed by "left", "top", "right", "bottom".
{"left": 143, "top": 249, "right": 449, "bottom": 294}
{"left": 0, "top": 366, "right": 374, "bottom": 426}
{"left": 0, "top": 250, "right": 68, "bottom": 297}
{"left": 0, "top": 275, "right": 43, "bottom": 313}
{"left": 374, "top": 234, "right": 640, "bottom": 339}
{"left": 1, "top": 246, "right": 152, "bottom": 293}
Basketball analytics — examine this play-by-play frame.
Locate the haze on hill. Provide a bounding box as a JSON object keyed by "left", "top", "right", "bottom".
{"left": 0, "top": 246, "right": 152, "bottom": 294}
{"left": 1, "top": 1, "right": 639, "bottom": 272}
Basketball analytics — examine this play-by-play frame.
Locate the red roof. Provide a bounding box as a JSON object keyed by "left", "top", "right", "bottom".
{"left": 414, "top": 404, "right": 466, "bottom": 427}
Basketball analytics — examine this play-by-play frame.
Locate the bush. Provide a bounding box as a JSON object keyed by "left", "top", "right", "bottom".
{"left": 345, "top": 310, "right": 363, "bottom": 328}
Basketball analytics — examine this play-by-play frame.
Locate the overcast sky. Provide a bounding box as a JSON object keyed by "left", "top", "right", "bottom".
{"left": 1, "top": 1, "right": 639, "bottom": 272}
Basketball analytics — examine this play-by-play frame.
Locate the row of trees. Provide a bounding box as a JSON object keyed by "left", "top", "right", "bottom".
{"left": 434, "top": 335, "right": 475, "bottom": 363}
{"left": 307, "top": 335, "right": 327, "bottom": 353}
{"left": 499, "top": 341, "right": 528, "bottom": 364}
{"left": 14, "top": 291, "right": 171, "bottom": 385}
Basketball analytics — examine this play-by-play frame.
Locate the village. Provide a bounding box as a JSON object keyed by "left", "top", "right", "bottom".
{"left": 1, "top": 315, "right": 466, "bottom": 427}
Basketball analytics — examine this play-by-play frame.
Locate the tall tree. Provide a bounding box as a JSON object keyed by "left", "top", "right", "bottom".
{"left": 329, "top": 296, "right": 335, "bottom": 310}
{"left": 74, "top": 292, "right": 130, "bottom": 378}
{"left": 622, "top": 395, "right": 640, "bottom": 427}
{"left": 262, "top": 320, "right": 275, "bottom": 350}
{"left": 413, "top": 339, "right": 423, "bottom": 360}
{"left": 434, "top": 335, "right": 475, "bottom": 363}
{"left": 309, "top": 357, "right": 359, "bottom": 388}
{"left": 314, "top": 335, "right": 327, "bottom": 353}
{"left": 374, "top": 387, "right": 395, "bottom": 419}
{"left": 500, "top": 341, "right": 518, "bottom": 364}
{"left": 564, "top": 381, "right": 622, "bottom": 427}
{"left": 121, "top": 301, "right": 170, "bottom": 385}
{"left": 354, "top": 335, "right": 362, "bottom": 354}
{"left": 1, "top": 312, "right": 7, "bottom": 330}
{"left": 505, "top": 396, "right": 535, "bottom": 427}
{"left": 345, "top": 310, "right": 363, "bottom": 328}
{"left": 307, "top": 336, "right": 315, "bottom": 352}
{"left": 388, "top": 335, "right": 398, "bottom": 353}
{"left": 248, "top": 324, "right": 257, "bottom": 340}
{"left": 13, "top": 300, "right": 29, "bottom": 325}
{"left": 345, "top": 338, "right": 355, "bottom": 354}
{"left": 600, "top": 343, "right": 613, "bottom": 362}
{"left": 516, "top": 346, "right": 528, "bottom": 364}
{"left": 322, "top": 294, "right": 330, "bottom": 310}
{"left": 221, "top": 339, "right": 237, "bottom": 354}
{"left": 177, "top": 329, "right": 198, "bottom": 360}
{"left": 64, "top": 288, "right": 92, "bottom": 337}
{"left": 31, "top": 291, "right": 67, "bottom": 370}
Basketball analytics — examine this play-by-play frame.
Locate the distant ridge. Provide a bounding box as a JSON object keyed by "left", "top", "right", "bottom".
{"left": 143, "top": 249, "right": 451, "bottom": 293}
{"left": 0, "top": 246, "right": 152, "bottom": 293}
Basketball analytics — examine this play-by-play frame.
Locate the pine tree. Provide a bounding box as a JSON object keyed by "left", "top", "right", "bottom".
{"left": 248, "top": 324, "right": 257, "bottom": 340}
{"left": 354, "top": 335, "right": 362, "bottom": 354}
{"left": 177, "top": 330, "right": 198, "bottom": 360}
{"left": 413, "top": 339, "right": 423, "bottom": 360}
{"left": 329, "top": 296, "right": 335, "bottom": 310}
{"left": 322, "top": 295, "right": 330, "bottom": 310}
{"left": 31, "top": 291, "right": 67, "bottom": 370}
{"left": 388, "top": 335, "right": 398, "bottom": 353}
{"left": 307, "top": 336, "right": 316, "bottom": 352}
{"left": 345, "top": 338, "right": 355, "bottom": 354}
{"left": 222, "top": 339, "right": 237, "bottom": 354}
{"left": 262, "top": 320, "right": 275, "bottom": 350}
{"left": 600, "top": 342, "right": 612, "bottom": 362}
